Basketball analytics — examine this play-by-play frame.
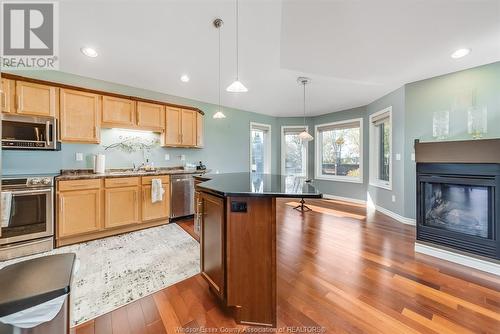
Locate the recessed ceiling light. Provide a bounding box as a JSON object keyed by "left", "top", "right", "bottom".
{"left": 80, "top": 47, "right": 98, "bottom": 58}
{"left": 180, "top": 74, "right": 190, "bottom": 82}
{"left": 451, "top": 48, "right": 471, "bottom": 59}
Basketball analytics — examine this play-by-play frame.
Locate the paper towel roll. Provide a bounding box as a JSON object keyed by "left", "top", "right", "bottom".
{"left": 94, "top": 154, "right": 105, "bottom": 174}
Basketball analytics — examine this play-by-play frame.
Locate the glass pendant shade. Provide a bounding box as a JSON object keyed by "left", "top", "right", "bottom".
{"left": 213, "top": 110, "right": 226, "bottom": 119}
{"left": 226, "top": 80, "right": 248, "bottom": 93}
{"left": 299, "top": 130, "right": 314, "bottom": 141}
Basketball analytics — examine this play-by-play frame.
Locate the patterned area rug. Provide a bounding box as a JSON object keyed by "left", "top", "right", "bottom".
{"left": 0, "top": 223, "right": 200, "bottom": 326}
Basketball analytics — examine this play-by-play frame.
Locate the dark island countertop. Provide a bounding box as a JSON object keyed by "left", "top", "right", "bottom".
{"left": 0, "top": 253, "right": 75, "bottom": 317}
{"left": 195, "top": 173, "right": 322, "bottom": 198}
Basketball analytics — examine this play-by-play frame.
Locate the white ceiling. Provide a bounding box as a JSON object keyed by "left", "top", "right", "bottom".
{"left": 58, "top": 0, "right": 500, "bottom": 117}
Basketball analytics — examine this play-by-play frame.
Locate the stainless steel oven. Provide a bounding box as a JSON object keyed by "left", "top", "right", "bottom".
{"left": 1, "top": 114, "right": 59, "bottom": 150}
{"left": 1, "top": 175, "right": 55, "bottom": 260}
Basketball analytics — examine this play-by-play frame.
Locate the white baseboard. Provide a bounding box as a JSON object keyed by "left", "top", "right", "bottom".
{"left": 373, "top": 205, "right": 416, "bottom": 226}
{"left": 322, "top": 194, "right": 366, "bottom": 205}
{"left": 415, "top": 242, "right": 500, "bottom": 276}
{"left": 322, "top": 194, "right": 416, "bottom": 225}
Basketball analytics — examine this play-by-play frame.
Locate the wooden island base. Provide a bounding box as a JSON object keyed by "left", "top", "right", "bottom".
{"left": 200, "top": 192, "right": 277, "bottom": 327}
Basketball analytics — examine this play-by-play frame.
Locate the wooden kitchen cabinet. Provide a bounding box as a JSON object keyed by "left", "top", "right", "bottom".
{"left": 15, "top": 81, "right": 58, "bottom": 117}
{"left": 1, "top": 78, "right": 14, "bottom": 113}
{"left": 104, "top": 178, "right": 140, "bottom": 229}
{"left": 60, "top": 89, "right": 101, "bottom": 143}
{"left": 101, "top": 95, "right": 136, "bottom": 128}
{"left": 200, "top": 192, "right": 225, "bottom": 298}
{"left": 181, "top": 109, "right": 197, "bottom": 146}
{"left": 57, "top": 185, "right": 102, "bottom": 239}
{"left": 136, "top": 101, "right": 165, "bottom": 131}
{"left": 164, "top": 106, "right": 182, "bottom": 146}
{"left": 196, "top": 111, "right": 204, "bottom": 147}
{"left": 141, "top": 176, "right": 170, "bottom": 222}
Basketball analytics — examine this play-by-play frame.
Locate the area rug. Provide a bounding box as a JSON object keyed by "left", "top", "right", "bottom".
{"left": 0, "top": 223, "right": 200, "bottom": 326}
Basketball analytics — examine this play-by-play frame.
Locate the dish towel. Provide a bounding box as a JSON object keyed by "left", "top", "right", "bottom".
{"left": 151, "top": 179, "right": 165, "bottom": 203}
{"left": 1, "top": 192, "right": 12, "bottom": 228}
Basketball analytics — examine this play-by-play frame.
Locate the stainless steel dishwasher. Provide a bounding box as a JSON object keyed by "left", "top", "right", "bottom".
{"left": 170, "top": 174, "right": 203, "bottom": 219}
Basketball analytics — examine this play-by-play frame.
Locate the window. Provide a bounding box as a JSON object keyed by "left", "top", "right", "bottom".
{"left": 250, "top": 122, "right": 271, "bottom": 174}
{"left": 315, "top": 118, "right": 363, "bottom": 183}
{"left": 281, "top": 126, "right": 308, "bottom": 177}
{"left": 369, "top": 107, "right": 392, "bottom": 189}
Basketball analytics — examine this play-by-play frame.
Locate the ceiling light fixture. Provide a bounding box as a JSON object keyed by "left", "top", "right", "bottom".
{"left": 180, "top": 74, "right": 190, "bottom": 82}
{"left": 226, "top": 0, "right": 248, "bottom": 93}
{"left": 80, "top": 47, "right": 98, "bottom": 58}
{"left": 297, "top": 77, "right": 314, "bottom": 142}
{"left": 451, "top": 48, "right": 471, "bottom": 59}
{"left": 213, "top": 18, "right": 226, "bottom": 119}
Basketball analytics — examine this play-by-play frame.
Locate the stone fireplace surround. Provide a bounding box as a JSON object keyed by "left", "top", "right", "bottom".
{"left": 414, "top": 139, "right": 500, "bottom": 275}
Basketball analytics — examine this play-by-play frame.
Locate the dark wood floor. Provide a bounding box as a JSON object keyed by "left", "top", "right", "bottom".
{"left": 74, "top": 198, "right": 500, "bottom": 334}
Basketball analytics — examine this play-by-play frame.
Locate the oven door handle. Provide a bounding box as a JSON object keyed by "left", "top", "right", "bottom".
{"left": 11, "top": 189, "right": 52, "bottom": 196}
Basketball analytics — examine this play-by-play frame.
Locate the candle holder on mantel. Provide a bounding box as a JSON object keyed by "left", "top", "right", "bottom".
{"left": 432, "top": 110, "right": 449, "bottom": 140}
{"left": 467, "top": 106, "right": 487, "bottom": 139}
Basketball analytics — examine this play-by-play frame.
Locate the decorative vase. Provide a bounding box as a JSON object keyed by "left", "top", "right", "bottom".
{"left": 432, "top": 110, "right": 449, "bottom": 140}
{"left": 467, "top": 106, "right": 487, "bottom": 139}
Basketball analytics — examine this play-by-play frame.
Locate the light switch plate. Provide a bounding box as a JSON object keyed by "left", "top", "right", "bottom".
{"left": 392, "top": 195, "right": 396, "bottom": 202}
{"left": 164, "top": 154, "right": 170, "bottom": 161}
{"left": 411, "top": 153, "right": 415, "bottom": 161}
{"left": 180, "top": 154, "right": 186, "bottom": 161}
{"left": 75, "top": 153, "right": 83, "bottom": 161}
{"left": 395, "top": 153, "right": 401, "bottom": 161}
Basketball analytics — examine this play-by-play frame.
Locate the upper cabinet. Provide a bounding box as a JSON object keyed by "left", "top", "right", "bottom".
{"left": 196, "top": 111, "right": 204, "bottom": 148}
{"left": 136, "top": 101, "right": 165, "bottom": 132}
{"left": 101, "top": 96, "right": 136, "bottom": 128}
{"left": 162, "top": 107, "right": 203, "bottom": 148}
{"left": 1, "top": 78, "right": 14, "bottom": 114}
{"left": 60, "top": 89, "right": 101, "bottom": 143}
{"left": 15, "top": 81, "right": 58, "bottom": 117}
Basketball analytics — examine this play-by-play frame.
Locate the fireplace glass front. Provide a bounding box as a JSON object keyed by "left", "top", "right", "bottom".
{"left": 423, "top": 182, "right": 491, "bottom": 239}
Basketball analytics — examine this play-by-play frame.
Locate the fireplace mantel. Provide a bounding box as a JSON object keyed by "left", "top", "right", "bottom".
{"left": 415, "top": 138, "right": 500, "bottom": 164}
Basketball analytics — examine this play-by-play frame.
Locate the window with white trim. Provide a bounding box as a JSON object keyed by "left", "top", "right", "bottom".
{"left": 369, "top": 107, "right": 392, "bottom": 189}
{"left": 250, "top": 122, "right": 271, "bottom": 174}
{"left": 281, "top": 126, "right": 308, "bottom": 177}
{"left": 315, "top": 118, "right": 363, "bottom": 183}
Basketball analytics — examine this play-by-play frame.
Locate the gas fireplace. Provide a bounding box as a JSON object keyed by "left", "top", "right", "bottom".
{"left": 415, "top": 139, "right": 500, "bottom": 261}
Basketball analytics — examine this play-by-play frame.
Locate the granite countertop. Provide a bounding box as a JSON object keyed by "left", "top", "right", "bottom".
{"left": 195, "top": 173, "right": 322, "bottom": 198}
{"left": 0, "top": 253, "right": 75, "bottom": 317}
{"left": 56, "top": 167, "right": 208, "bottom": 181}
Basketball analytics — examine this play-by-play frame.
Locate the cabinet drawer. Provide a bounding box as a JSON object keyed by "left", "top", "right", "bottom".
{"left": 105, "top": 177, "right": 140, "bottom": 188}
{"left": 58, "top": 179, "right": 101, "bottom": 191}
{"left": 141, "top": 175, "right": 170, "bottom": 185}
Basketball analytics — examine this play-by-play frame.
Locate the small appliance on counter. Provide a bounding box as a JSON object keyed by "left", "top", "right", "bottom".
{"left": 196, "top": 161, "right": 206, "bottom": 171}
{"left": 1, "top": 114, "right": 60, "bottom": 150}
{"left": 0, "top": 174, "right": 57, "bottom": 261}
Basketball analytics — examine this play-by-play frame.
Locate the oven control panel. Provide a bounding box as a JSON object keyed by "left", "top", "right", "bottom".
{"left": 27, "top": 177, "right": 54, "bottom": 187}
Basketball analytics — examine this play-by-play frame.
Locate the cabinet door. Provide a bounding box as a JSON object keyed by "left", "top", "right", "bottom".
{"left": 60, "top": 89, "right": 100, "bottom": 143}
{"left": 16, "top": 81, "right": 58, "bottom": 116}
{"left": 1, "top": 78, "right": 14, "bottom": 113}
{"left": 58, "top": 189, "right": 101, "bottom": 238}
{"left": 104, "top": 186, "right": 140, "bottom": 228}
{"left": 164, "top": 107, "right": 181, "bottom": 146}
{"left": 102, "top": 96, "right": 136, "bottom": 128}
{"left": 196, "top": 112, "right": 204, "bottom": 148}
{"left": 141, "top": 184, "right": 170, "bottom": 221}
{"left": 181, "top": 109, "right": 197, "bottom": 146}
{"left": 137, "top": 101, "right": 165, "bottom": 131}
{"left": 200, "top": 192, "right": 225, "bottom": 298}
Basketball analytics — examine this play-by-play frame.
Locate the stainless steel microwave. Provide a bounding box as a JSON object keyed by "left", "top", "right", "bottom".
{"left": 1, "top": 114, "right": 60, "bottom": 150}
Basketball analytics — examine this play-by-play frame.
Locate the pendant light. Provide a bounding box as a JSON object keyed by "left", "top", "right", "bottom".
{"left": 226, "top": 0, "right": 248, "bottom": 93}
{"left": 298, "top": 77, "right": 313, "bottom": 141}
{"left": 213, "top": 18, "right": 226, "bottom": 119}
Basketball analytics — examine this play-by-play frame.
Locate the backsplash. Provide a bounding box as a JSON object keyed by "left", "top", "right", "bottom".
{"left": 2, "top": 129, "right": 205, "bottom": 175}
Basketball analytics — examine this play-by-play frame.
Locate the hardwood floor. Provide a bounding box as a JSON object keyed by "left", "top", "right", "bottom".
{"left": 74, "top": 198, "right": 500, "bottom": 334}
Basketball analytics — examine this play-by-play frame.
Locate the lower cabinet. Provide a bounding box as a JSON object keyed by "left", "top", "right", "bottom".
{"left": 141, "top": 176, "right": 170, "bottom": 222}
{"left": 104, "top": 186, "right": 140, "bottom": 228}
{"left": 200, "top": 192, "right": 225, "bottom": 298}
{"left": 58, "top": 188, "right": 101, "bottom": 238}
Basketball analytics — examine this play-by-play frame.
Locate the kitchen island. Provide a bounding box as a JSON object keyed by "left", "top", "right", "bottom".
{"left": 194, "top": 173, "right": 322, "bottom": 327}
